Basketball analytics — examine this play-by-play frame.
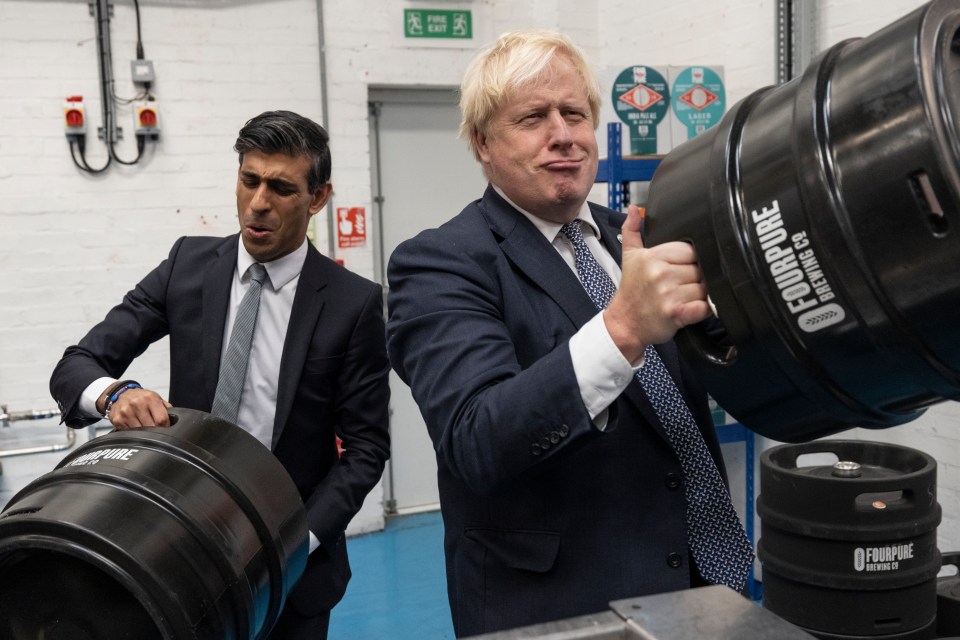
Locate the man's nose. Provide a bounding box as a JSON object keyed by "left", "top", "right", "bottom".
{"left": 546, "top": 111, "right": 573, "bottom": 146}
{"left": 250, "top": 184, "right": 271, "bottom": 212}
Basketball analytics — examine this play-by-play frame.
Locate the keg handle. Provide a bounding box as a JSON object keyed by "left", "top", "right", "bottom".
{"left": 942, "top": 551, "right": 960, "bottom": 574}
{"left": 679, "top": 311, "right": 739, "bottom": 367}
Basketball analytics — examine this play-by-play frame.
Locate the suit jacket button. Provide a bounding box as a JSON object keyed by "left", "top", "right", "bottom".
{"left": 531, "top": 443, "right": 542, "bottom": 456}
{"left": 549, "top": 431, "right": 560, "bottom": 444}
{"left": 539, "top": 437, "right": 551, "bottom": 450}
{"left": 667, "top": 552, "right": 683, "bottom": 568}
{"left": 664, "top": 473, "right": 682, "bottom": 490}
{"left": 558, "top": 424, "right": 570, "bottom": 437}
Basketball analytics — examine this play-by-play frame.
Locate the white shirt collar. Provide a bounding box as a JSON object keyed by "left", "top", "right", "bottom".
{"left": 236, "top": 236, "right": 308, "bottom": 290}
{"left": 491, "top": 184, "right": 600, "bottom": 244}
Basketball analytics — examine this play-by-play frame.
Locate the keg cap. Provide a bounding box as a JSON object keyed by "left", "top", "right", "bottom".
{"left": 832, "top": 460, "right": 862, "bottom": 478}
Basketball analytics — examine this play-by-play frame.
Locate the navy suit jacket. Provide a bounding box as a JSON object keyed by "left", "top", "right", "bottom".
{"left": 387, "top": 187, "right": 726, "bottom": 637}
{"left": 50, "top": 234, "right": 391, "bottom": 616}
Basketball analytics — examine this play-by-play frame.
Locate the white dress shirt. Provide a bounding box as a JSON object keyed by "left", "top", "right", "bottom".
{"left": 227, "top": 238, "right": 303, "bottom": 449}
{"left": 492, "top": 186, "right": 640, "bottom": 428}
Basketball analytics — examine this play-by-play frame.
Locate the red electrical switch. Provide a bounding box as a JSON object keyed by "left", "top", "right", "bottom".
{"left": 65, "top": 109, "right": 83, "bottom": 127}
{"left": 139, "top": 108, "right": 157, "bottom": 128}
{"left": 134, "top": 100, "right": 160, "bottom": 139}
{"left": 64, "top": 96, "right": 86, "bottom": 136}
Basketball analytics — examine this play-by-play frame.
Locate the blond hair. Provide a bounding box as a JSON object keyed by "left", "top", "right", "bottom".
{"left": 459, "top": 30, "right": 602, "bottom": 161}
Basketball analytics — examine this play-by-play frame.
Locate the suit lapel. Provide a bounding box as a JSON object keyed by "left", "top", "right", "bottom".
{"left": 482, "top": 188, "right": 598, "bottom": 331}
{"left": 590, "top": 203, "right": 624, "bottom": 266}
{"left": 482, "top": 190, "right": 691, "bottom": 440}
{"left": 201, "top": 236, "right": 239, "bottom": 408}
{"left": 272, "top": 242, "right": 327, "bottom": 448}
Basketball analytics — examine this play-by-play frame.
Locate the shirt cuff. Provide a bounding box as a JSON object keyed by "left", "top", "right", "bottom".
{"left": 569, "top": 313, "right": 638, "bottom": 425}
{"left": 309, "top": 531, "right": 321, "bottom": 554}
{"left": 80, "top": 377, "right": 118, "bottom": 418}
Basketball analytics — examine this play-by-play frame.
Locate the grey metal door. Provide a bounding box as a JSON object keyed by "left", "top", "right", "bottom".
{"left": 370, "top": 87, "right": 488, "bottom": 513}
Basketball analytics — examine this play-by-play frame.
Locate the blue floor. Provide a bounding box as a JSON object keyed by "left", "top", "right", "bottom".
{"left": 329, "top": 511, "right": 455, "bottom": 639}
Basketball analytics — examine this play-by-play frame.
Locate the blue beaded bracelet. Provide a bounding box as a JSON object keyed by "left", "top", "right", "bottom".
{"left": 104, "top": 381, "right": 142, "bottom": 415}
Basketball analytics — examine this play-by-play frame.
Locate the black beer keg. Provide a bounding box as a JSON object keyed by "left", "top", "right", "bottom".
{"left": 0, "top": 408, "right": 308, "bottom": 640}
{"left": 758, "top": 440, "right": 941, "bottom": 640}
{"left": 645, "top": 0, "right": 960, "bottom": 442}
{"left": 939, "top": 552, "right": 960, "bottom": 636}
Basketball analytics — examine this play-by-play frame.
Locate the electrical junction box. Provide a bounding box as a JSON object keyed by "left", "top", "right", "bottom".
{"left": 130, "top": 59, "right": 156, "bottom": 84}
{"left": 64, "top": 96, "right": 86, "bottom": 136}
{"left": 133, "top": 100, "right": 160, "bottom": 139}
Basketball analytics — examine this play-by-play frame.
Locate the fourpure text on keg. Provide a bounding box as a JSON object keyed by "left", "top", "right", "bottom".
{"left": 751, "top": 200, "right": 847, "bottom": 332}
{"left": 68, "top": 447, "right": 141, "bottom": 467}
{"left": 853, "top": 543, "right": 915, "bottom": 572}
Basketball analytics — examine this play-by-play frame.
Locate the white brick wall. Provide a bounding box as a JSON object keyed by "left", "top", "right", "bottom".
{"left": 2, "top": 0, "right": 959, "bottom": 554}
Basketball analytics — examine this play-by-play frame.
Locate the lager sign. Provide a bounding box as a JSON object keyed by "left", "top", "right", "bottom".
{"left": 671, "top": 66, "right": 725, "bottom": 140}
{"left": 611, "top": 65, "right": 669, "bottom": 155}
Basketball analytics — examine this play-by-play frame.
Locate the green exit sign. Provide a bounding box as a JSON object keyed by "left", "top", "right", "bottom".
{"left": 404, "top": 9, "right": 472, "bottom": 39}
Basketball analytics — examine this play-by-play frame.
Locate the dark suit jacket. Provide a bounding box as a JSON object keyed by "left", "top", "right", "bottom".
{"left": 386, "top": 187, "right": 726, "bottom": 637}
{"left": 50, "top": 234, "right": 391, "bottom": 616}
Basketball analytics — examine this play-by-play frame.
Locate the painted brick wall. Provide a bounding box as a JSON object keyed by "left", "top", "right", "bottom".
{"left": 2, "top": 0, "right": 958, "bottom": 554}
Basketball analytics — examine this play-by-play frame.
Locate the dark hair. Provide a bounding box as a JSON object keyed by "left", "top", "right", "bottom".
{"left": 234, "top": 110, "right": 331, "bottom": 191}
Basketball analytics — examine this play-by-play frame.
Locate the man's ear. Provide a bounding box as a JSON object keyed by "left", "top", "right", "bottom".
{"left": 310, "top": 182, "right": 333, "bottom": 214}
{"left": 474, "top": 128, "right": 491, "bottom": 164}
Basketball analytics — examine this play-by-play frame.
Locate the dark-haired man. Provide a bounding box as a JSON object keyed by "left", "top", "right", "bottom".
{"left": 51, "top": 110, "right": 391, "bottom": 639}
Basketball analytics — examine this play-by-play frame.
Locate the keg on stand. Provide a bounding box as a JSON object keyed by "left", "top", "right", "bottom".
{"left": 758, "top": 440, "right": 941, "bottom": 640}
{"left": 0, "top": 407, "right": 308, "bottom": 640}
{"left": 644, "top": 0, "right": 960, "bottom": 442}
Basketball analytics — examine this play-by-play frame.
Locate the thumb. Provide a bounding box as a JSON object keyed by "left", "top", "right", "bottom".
{"left": 621, "top": 204, "right": 646, "bottom": 250}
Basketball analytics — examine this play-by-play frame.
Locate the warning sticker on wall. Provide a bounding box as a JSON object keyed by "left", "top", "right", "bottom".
{"left": 337, "top": 207, "right": 367, "bottom": 249}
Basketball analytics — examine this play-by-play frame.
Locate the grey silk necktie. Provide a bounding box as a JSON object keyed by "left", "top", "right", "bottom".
{"left": 560, "top": 219, "right": 754, "bottom": 592}
{"left": 212, "top": 262, "right": 268, "bottom": 425}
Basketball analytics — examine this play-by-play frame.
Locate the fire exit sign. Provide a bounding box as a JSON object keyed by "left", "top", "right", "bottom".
{"left": 404, "top": 9, "right": 472, "bottom": 39}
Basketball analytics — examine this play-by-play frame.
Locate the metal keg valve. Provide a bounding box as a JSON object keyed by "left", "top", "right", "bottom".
{"left": 832, "top": 460, "right": 862, "bottom": 478}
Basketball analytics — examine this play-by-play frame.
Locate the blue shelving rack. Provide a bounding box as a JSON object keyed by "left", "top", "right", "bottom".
{"left": 596, "top": 122, "right": 662, "bottom": 210}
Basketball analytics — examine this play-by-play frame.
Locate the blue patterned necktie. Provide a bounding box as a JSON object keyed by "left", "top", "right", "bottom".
{"left": 212, "top": 262, "right": 268, "bottom": 425}
{"left": 560, "top": 220, "right": 754, "bottom": 592}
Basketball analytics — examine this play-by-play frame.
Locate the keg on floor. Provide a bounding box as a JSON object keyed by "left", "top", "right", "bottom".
{"left": 757, "top": 440, "right": 941, "bottom": 640}
{"left": 644, "top": 0, "right": 960, "bottom": 442}
{"left": 940, "top": 552, "right": 960, "bottom": 637}
{"left": 0, "top": 407, "right": 308, "bottom": 640}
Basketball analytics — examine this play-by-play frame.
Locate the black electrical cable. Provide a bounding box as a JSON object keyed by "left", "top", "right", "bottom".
{"left": 71, "top": 0, "right": 153, "bottom": 172}
{"left": 110, "top": 137, "right": 146, "bottom": 166}
{"left": 133, "top": 0, "right": 144, "bottom": 60}
{"left": 109, "top": 0, "right": 152, "bottom": 164}
{"left": 69, "top": 137, "right": 111, "bottom": 175}
{"left": 98, "top": 0, "right": 142, "bottom": 166}
{"left": 108, "top": 0, "right": 150, "bottom": 105}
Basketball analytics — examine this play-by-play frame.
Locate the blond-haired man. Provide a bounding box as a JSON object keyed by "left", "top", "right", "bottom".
{"left": 387, "top": 30, "right": 751, "bottom": 636}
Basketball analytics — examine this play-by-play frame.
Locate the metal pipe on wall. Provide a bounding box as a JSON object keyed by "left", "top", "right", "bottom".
{"left": 776, "top": 0, "right": 819, "bottom": 83}
{"left": 92, "top": 0, "right": 119, "bottom": 148}
{"left": 0, "top": 406, "right": 74, "bottom": 458}
{"left": 315, "top": 0, "right": 336, "bottom": 258}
